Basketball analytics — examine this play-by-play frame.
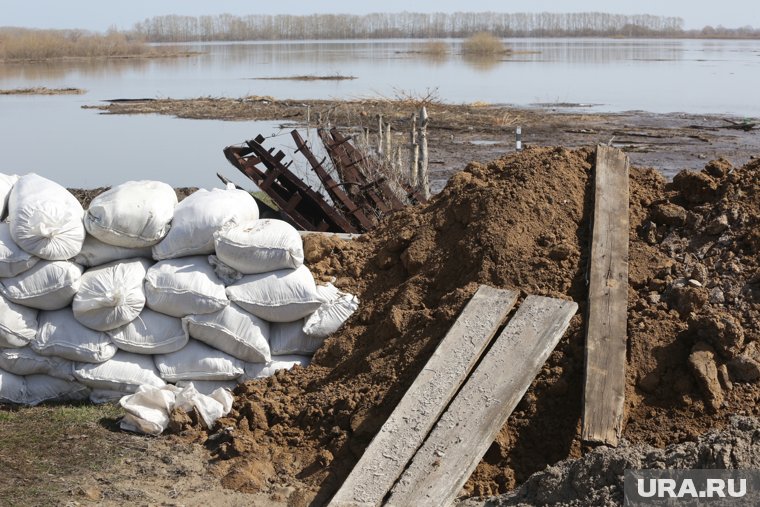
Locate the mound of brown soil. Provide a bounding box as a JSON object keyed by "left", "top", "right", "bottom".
{"left": 195, "top": 146, "right": 759, "bottom": 504}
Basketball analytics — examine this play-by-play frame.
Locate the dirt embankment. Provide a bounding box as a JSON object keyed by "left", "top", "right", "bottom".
{"left": 156, "top": 146, "right": 760, "bottom": 505}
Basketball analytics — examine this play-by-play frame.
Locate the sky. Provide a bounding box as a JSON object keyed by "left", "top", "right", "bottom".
{"left": 1, "top": 0, "right": 757, "bottom": 31}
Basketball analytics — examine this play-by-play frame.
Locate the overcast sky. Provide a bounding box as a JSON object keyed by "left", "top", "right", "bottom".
{"left": 2, "top": 0, "right": 757, "bottom": 31}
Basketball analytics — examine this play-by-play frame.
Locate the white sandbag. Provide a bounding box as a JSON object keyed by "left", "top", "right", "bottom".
{"left": 33, "top": 308, "right": 117, "bottom": 363}
{"left": 0, "top": 173, "right": 19, "bottom": 219}
{"left": 8, "top": 173, "right": 85, "bottom": 260}
{"left": 0, "top": 260, "right": 82, "bottom": 310}
{"left": 89, "top": 389, "right": 126, "bottom": 404}
{"left": 74, "top": 351, "right": 165, "bottom": 393}
{"left": 0, "top": 369, "right": 26, "bottom": 403}
{"left": 73, "top": 258, "right": 152, "bottom": 331}
{"left": 174, "top": 383, "right": 234, "bottom": 428}
{"left": 84, "top": 180, "right": 177, "bottom": 248}
{"left": 152, "top": 186, "right": 258, "bottom": 260}
{"left": 303, "top": 288, "right": 360, "bottom": 339}
{"left": 153, "top": 340, "right": 244, "bottom": 381}
{"left": 243, "top": 355, "right": 311, "bottom": 380}
{"left": 226, "top": 265, "right": 322, "bottom": 322}
{"left": 144, "top": 256, "right": 228, "bottom": 317}
{"left": 182, "top": 303, "right": 271, "bottom": 363}
{"left": 24, "top": 375, "right": 89, "bottom": 406}
{"left": 108, "top": 308, "right": 188, "bottom": 355}
{"left": 0, "top": 294, "right": 38, "bottom": 348}
{"left": 119, "top": 384, "right": 178, "bottom": 435}
{"left": 214, "top": 219, "right": 303, "bottom": 274}
{"left": 176, "top": 379, "right": 238, "bottom": 396}
{"left": 208, "top": 255, "right": 242, "bottom": 286}
{"left": 0, "top": 346, "right": 74, "bottom": 380}
{"left": 73, "top": 234, "right": 152, "bottom": 267}
{"left": 0, "top": 222, "right": 38, "bottom": 277}
{"left": 269, "top": 319, "right": 325, "bottom": 355}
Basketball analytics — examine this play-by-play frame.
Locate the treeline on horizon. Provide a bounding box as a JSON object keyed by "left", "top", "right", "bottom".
{"left": 129, "top": 12, "right": 760, "bottom": 42}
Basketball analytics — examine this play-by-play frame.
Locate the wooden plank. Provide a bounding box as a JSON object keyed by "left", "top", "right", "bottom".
{"left": 387, "top": 296, "right": 578, "bottom": 507}
{"left": 328, "top": 285, "right": 518, "bottom": 507}
{"left": 581, "top": 144, "right": 630, "bottom": 446}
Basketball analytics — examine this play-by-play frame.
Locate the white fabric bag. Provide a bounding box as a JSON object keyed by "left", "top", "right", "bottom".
{"left": 8, "top": 174, "right": 85, "bottom": 260}
{"left": 174, "top": 383, "right": 234, "bottom": 428}
{"left": 214, "top": 219, "right": 304, "bottom": 274}
{"left": 152, "top": 186, "right": 258, "bottom": 260}
{"left": 0, "top": 369, "right": 26, "bottom": 403}
{"left": 0, "top": 260, "right": 83, "bottom": 310}
{"left": 303, "top": 287, "right": 360, "bottom": 339}
{"left": 84, "top": 180, "right": 177, "bottom": 248}
{"left": 175, "top": 379, "right": 238, "bottom": 396}
{"left": 269, "top": 319, "right": 325, "bottom": 356}
{"left": 0, "top": 222, "right": 38, "bottom": 277}
{"left": 243, "top": 355, "right": 311, "bottom": 380}
{"left": 33, "top": 308, "right": 117, "bottom": 363}
{"left": 108, "top": 308, "right": 188, "bottom": 355}
{"left": 0, "top": 294, "right": 38, "bottom": 348}
{"left": 144, "top": 256, "right": 228, "bottom": 317}
{"left": 153, "top": 340, "right": 244, "bottom": 381}
{"left": 226, "top": 265, "right": 322, "bottom": 322}
{"left": 0, "top": 173, "right": 19, "bottom": 220}
{"left": 89, "top": 389, "right": 127, "bottom": 404}
{"left": 73, "top": 234, "right": 152, "bottom": 267}
{"left": 73, "top": 258, "right": 152, "bottom": 331}
{"left": 183, "top": 303, "right": 271, "bottom": 363}
{"left": 74, "top": 351, "right": 165, "bottom": 393}
{"left": 0, "top": 346, "right": 74, "bottom": 380}
{"left": 24, "top": 375, "right": 89, "bottom": 406}
{"left": 119, "top": 384, "right": 178, "bottom": 435}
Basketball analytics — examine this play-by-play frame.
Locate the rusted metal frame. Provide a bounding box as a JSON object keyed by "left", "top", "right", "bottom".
{"left": 317, "top": 128, "right": 385, "bottom": 218}
{"left": 330, "top": 128, "right": 406, "bottom": 211}
{"left": 245, "top": 137, "right": 357, "bottom": 233}
{"left": 322, "top": 130, "right": 394, "bottom": 214}
{"left": 291, "top": 130, "right": 376, "bottom": 231}
{"left": 224, "top": 146, "right": 321, "bottom": 230}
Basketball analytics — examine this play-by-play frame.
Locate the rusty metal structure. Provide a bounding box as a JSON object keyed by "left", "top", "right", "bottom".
{"left": 223, "top": 129, "right": 427, "bottom": 233}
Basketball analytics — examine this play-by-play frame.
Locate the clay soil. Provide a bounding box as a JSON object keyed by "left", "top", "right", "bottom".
{"left": 148, "top": 146, "right": 760, "bottom": 504}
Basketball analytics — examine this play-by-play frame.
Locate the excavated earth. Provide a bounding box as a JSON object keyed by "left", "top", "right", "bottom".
{"left": 166, "top": 146, "right": 759, "bottom": 505}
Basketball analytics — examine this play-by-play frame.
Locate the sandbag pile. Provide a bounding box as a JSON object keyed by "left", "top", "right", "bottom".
{"left": 0, "top": 174, "right": 359, "bottom": 409}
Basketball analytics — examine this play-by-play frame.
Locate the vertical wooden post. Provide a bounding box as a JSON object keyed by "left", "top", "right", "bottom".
{"left": 418, "top": 107, "right": 430, "bottom": 200}
{"left": 395, "top": 145, "right": 402, "bottom": 178}
{"left": 377, "top": 114, "right": 384, "bottom": 156}
{"left": 385, "top": 123, "right": 392, "bottom": 163}
{"left": 409, "top": 112, "right": 419, "bottom": 187}
{"left": 363, "top": 127, "right": 370, "bottom": 147}
{"left": 306, "top": 105, "right": 311, "bottom": 136}
{"left": 516, "top": 126, "right": 522, "bottom": 151}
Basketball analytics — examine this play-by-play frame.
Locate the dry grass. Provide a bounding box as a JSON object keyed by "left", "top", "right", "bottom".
{"left": 253, "top": 74, "right": 357, "bottom": 81}
{"left": 0, "top": 28, "right": 183, "bottom": 61}
{"left": 421, "top": 40, "right": 450, "bottom": 56}
{"left": 461, "top": 32, "right": 510, "bottom": 55}
{"left": 0, "top": 87, "right": 86, "bottom": 95}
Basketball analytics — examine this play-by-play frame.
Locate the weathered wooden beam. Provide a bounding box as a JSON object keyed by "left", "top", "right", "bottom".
{"left": 581, "top": 144, "right": 630, "bottom": 446}
{"left": 328, "top": 285, "right": 518, "bottom": 507}
{"left": 387, "top": 296, "right": 578, "bottom": 507}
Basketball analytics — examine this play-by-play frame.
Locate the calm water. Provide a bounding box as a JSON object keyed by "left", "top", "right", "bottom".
{"left": 1, "top": 38, "right": 759, "bottom": 187}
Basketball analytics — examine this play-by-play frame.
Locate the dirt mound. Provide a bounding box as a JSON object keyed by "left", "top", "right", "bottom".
{"left": 188, "top": 146, "right": 759, "bottom": 504}
{"left": 459, "top": 416, "right": 760, "bottom": 507}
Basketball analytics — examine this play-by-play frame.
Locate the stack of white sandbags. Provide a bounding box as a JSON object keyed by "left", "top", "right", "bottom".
{"left": 0, "top": 174, "right": 359, "bottom": 408}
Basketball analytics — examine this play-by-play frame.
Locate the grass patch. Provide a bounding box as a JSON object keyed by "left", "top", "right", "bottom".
{"left": 252, "top": 190, "right": 279, "bottom": 210}
{"left": 253, "top": 74, "right": 357, "bottom": 81}
{"left": 421, "top": 40, "right": 450, "bottom": 56}
{"left": 461, "top": 32, "right": 511, "bottom": 55}
{"left": 0, "top": 402, "right": 128, "bottom": 505}
{"left": 0, "top": 87, "right": 86, "bottom": 95}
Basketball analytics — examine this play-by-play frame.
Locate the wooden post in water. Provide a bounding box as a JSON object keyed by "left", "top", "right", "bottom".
{"left": 418, "top": 106, "right": 430, "bottom": 199}
{"left": 395, "top": 145, "right": 403, "bottom": 179}
{"left": 409, "top": 113, "right": 419, "bottom": 187}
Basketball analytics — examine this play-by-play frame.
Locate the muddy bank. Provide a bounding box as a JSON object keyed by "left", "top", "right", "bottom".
{"left": 149, "top": 146, "right": 759, "bottom": 505}
{"left": 83, "top": 96, "right": 760, "bottom": 188}
{"left": 0, "top": 87, "right": 85, "bottom": 95}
